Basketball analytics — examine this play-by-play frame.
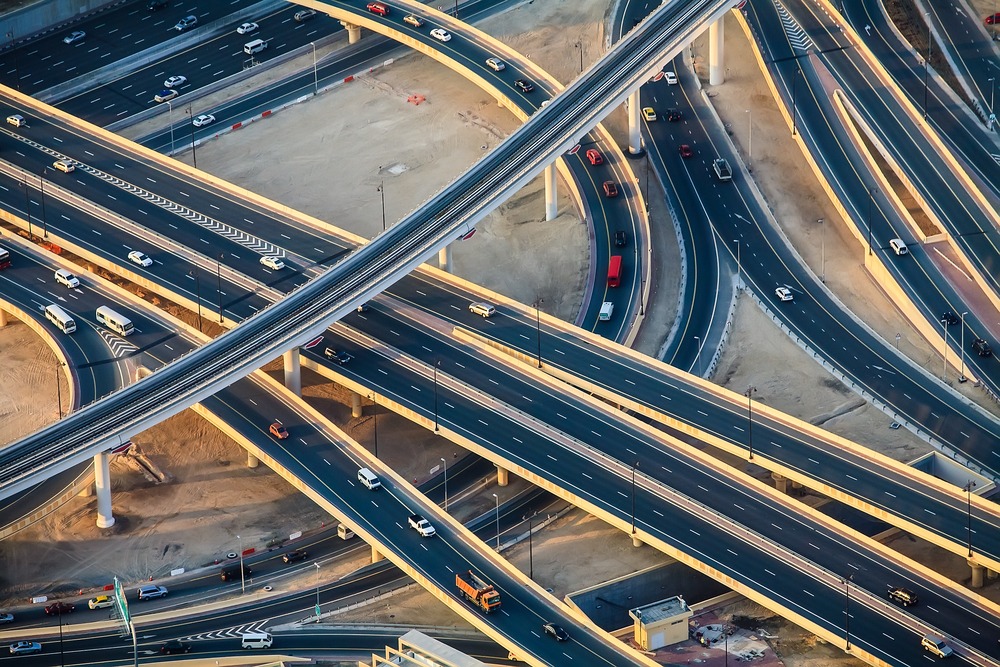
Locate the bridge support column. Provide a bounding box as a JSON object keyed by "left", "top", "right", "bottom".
{"left": 0, "top": 309, "right": 7, "bottom": 327}
{"left": 94, "top": 452, "right": 115, "bottom": 529}
{"left": 340, "top": 21, "right": 361, "bottom": 44}
{"left": 627, "top": 90, "right": 643, "bottom": 155}
{"left": 632, "top": 534, "right": 643, "bottom": 548}
{"left": 283, "top": 349, "right": 301, "bottom": 396}
{"left": 969, "top": 560, "right": 984, "bottom": 588}
{"left": 771, "top": 473, "right": 787, "bottom": 494}
{"left": 544, "top": 163, "right": 558, "bottom": 220}
{"left": 351, "top": 391, "right": 363, "bottom": 418}
{"left": 496, "top": 465, "right": 509, "bottom": 487}
{"left": 247, "top": 451, "right": 259, "bottom": 468}
{"left": 438, "top": 245, "right": 452, "bottom": 272}
{"left": 371, "top": 546, "right": 385, "bottom": 563}
{"left": 709, "top": 19, "right": 724, "bottom": 85}
{"left": 78, "top": 482, "right": 93, "bottom": 497}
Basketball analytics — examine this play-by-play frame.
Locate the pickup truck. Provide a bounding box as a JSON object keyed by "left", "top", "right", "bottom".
{"left": 713, "top": 158, "right": 732, "bottom": 181}
{"left": 408, "top": 513, "right": 437, "bottom": 537}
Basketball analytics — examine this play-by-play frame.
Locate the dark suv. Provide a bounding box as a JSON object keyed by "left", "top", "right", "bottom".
{"left": 940, "top": 311, "right": 959, "bottom": 326}
{"left": 887, "top": 586, "right": 918, "bottom": 607}
{"left": 282, "top": 549, "right": 308, "bottom": 563}
{"left": 972, "top": 338, "right": 993, "bottom": 357}
{"left": 220, "top": 563, "right": 252, "bottom": 582}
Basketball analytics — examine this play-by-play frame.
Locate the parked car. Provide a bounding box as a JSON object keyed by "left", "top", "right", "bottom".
{"left": 366, "top": 2, "right": 389, "bottom": 15}
{"left": 128, "top": 250, "right": 153, "bottom": 267}
{"left": 514, "top": 79, "right": 534, "bottom": 93}
{"left": 679, "top": 144, "right": 694, "bottom": 158}
{"left": 542, "top": 622, "right": 569, "bottom": 641}
{"left": 294, "top": 9, "right": 316, "bottom": 21}
{"left": 323, "top": 348, "right": 352, "bottom": 365}
{"left": 259, "top": 255, "right": 285, "bottom": 270}
{"left": 641, "top": 106, "right": 657, "bottom": 121}
{"left": 403, "top": 14, "right": 423, "bottom": 27}
{"left": 173, "top": 15, "right": 197, "bottom": 31}
{"left": 63, "top": 31, "right": 86, "bottom": 44}
{"left": 985, "top": 12, "right": 1000, "bottom": 24}
{"left": 485, "top": 57, "right": 505, "bottom": 71}
{"left": 88, "top": 595, "right": 115, "bottom": 610}
{"left": 585, "top": 148, "right": 603, "bottom": 165}
{"left": 154, "top": 89, "right": 178, "bottom": 103}
{"left": 160, "top": 640, "right": 191, "bottom": 654}
{"left": 269, "top": 421, "right": 289, "bottom": 439}
{"left": 602, "top": 181, "right": 618, "bottom": 198}
{"left": 775, "top": 287, "right": 794, "bottom": 302}
{"left": 236, "top": 22, "right": 258, "bottom": 35}
{"left": 44, "top": 602, "right": 74, "bottom": 616}
{"left": 429, "top": 28, "right": 452, "bottom": 42}
{"left": 9, "top": 641, "right": 41, "bottom": 656}
{"left": 163, "top": 75, "right": 187, "bottom": 88}
{"left": 192, "top": 114, "right": 215, "bottom": 127}
{"left": 282, "top": 549, "right": 308, "bottom": 563}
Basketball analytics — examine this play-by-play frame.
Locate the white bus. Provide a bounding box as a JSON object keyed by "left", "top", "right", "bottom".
{"left": 44, "top": 304, "right": 76, "bottom": 334}
{"left": 95, "top": 305, "right": 134, "bottom": 336}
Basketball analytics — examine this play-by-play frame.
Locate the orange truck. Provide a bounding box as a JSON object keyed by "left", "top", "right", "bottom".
{"left": 455, "top": 570, "right": 501, "bottom": 613}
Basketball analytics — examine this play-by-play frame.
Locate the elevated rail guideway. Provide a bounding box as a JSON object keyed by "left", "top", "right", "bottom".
{"left": 0, "top": 0, "right": 740, "bottom": 497}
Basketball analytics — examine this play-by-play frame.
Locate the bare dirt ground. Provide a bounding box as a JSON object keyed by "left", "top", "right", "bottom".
{"left": 1, "top": 0, "right": 998, "bottom": 664}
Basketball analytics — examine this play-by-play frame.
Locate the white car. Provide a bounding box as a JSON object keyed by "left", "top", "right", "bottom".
{"left": 53, "top": 159, "right": 75, "bottom": 173}
{"left": 236, "top": 22, "right": 258, "bottom": 35}
{"left": 128, "top": 250, "right": 153, "bottom": 267}
{"left": 485, "top": 57, "right": 505, "bottom": 71}
{"left": 429, "top": 28, "right": 452, "bottom": 42}
{"left": 775, "top": 287, "right": 794, "bottom": 302}
{"left": 192, "top": 114, "right": 215, "bottom": 127}
{"left": 164, "top": 75, "right": 187, "bottom": 88}
{"left": 153, "top": 89, "right": 178, "bottom": 103}
{"left": 54, "top": 269, "right": 80, "bottom": 288}
{"left": 63, "top": 30, "right": 86, "bottom": 44}
{"left": 9, "top": 641, "right": 41, "bottom": 655}
{"left": 664, "top": 70, "right": 678, "bottom": 84}
{"left": 259, "top": 255, "right": 285, "bottom": 270}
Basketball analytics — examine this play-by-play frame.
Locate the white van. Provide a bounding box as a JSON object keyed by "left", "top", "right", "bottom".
{"left": 96, "top": 305, "right": 134, "bottom": 336}
{"left": 45, "top": 304, "right": 76, "bottom": 334}
{"left": 244, "top": 39, "right": 267, "bottom": 55}
{"left": 889, "top": 238, "right": 908, "bottom": 256}
{"left": 337, "top": 523, "right": 355, "bottom": 540}
{"left": 358, "top": 467, "right": 381, "bottom": 490}
{"left": 240, "top": 631, "right": 272, "bottom": 649}
{"left": 54, "top": 268, "right": 80, "bottom": 288}
{"left": 599, "top": 302, "right": 614, "bottom": 321}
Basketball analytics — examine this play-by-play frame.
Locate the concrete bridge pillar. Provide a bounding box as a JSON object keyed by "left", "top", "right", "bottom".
{"left": 632, "top": 534, "right": 643, "bottom": 548}
{"left": 0, "top": 309, "right": 7, "bottom": 327}
{"left": 496, "top": 465, "right": 509, "bottom": 487}
{"left": 340, "top": 21, "right": 362, "bottom": 43}
{"left": 438, "top": 245, "right": 452, "bottom": 272}
{"left": 969, "top": 560, "right": 985, "bottom": 588}
{"left": 709, "top": 18, "right": 725, "bottom": 85}
{"left": 283, "top": 349, "right": 301, "bottom": 396}
{"left": 372, "top": 546, "right": 384, "bottom": 563}
{"left": 247, "top": 452, "right": 259, "bottom": 468}
{"left": 544, "top": 164, "right": 558, "bottom": 221}
{"left": 771, "top": 473, "right": 787, "bottom": 494}
{"left": 351, "top": 391, "right": 363, "bottom": 418}
{"left": 94, "top": 452, "right": 115, "bottom": 529}
{"left": 627, "top": 90, "right": 643, "bottom": 155}
{"left": 78, "top": 482, "right": 93, "bottom": 497}
{"left": 987, "top": 568, "right": 998, "bottom": 581}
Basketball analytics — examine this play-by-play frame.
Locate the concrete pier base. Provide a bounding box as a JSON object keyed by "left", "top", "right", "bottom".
{"left": 372, "top": 546, "right": 385, "bottom": 563}
{"left": 247, "top": 452, "right": 259, "bottom": 468}
{"left": 351, "top": 392, "right": 363, "bottom": 418}
{"left": 438, "top": 245, "right": 452, "bottom": 272}
{"left": 496, "top": 465, "right": 509, "bottom": 487}
{"left": 341, "top": 22, "right": 361, "bottom": 43}
{"left": 632, "top": 534, "right": 643, "bottom": 548}
{"left": 771, "top": 473, "right": 787, "bottom": 494}
{"left": 0, "top": 309, "right": 7, "bottom": 327}
{"left": 283, "top": 349, "right": 301, "bottom": 396}
{"left": 970, "top": 560, "right": 984, "bottom": 588}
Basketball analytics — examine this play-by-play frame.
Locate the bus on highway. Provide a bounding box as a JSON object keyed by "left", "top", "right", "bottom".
{"left": 44, "top": 304, "right": 77, "bottom": 334}
{"left": 96, "top": 305, "right": 134, "bottom": 336}
{"left": 607, "top": 255, "right": 622, "bottom": 288}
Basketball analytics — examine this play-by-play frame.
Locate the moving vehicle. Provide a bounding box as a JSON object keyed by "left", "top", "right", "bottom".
{"left": 679, "top": 144, "right": 693, "bottom": 158}
{"left": 775, "top": 287, "right": 793, "bottom": 302}
{"left": 244, "top": 39, "right": 267, "bottom": 55}
{"left": 9, "top": 641, "right": 41, "bottom": 655}
{"left": 615, "top": 230, "right": 627, "bottom": 247}
{"left": 88, "top": 595, "right": 114, "bottom": 610}
{"left": 408, "top": 513, "right": 436, "bottom": 537}
{"left": 713, "top": 158, "right": 732, "bottom": 181}
{"left": 366, "top": 2, "right": 389, "bottom": 15}
{"left": 607, "top": 255, "right": 622, "bottom": 288}
{"left": 236, "top": 22, "right": 258, "bottom": 34}
{"left": 294, "top": 9, "right": 316, "bottom": 21}
{"left": 889, "top": 238, "right": 908, "bottom": 255}
{"left": 147, "top": 0, "right": 167, "bottom": 10}
{"left": 599, "top": 302, "right": 614, "bottom": 321}
{"left": 403, "top": 14, "right": 423, "bottom": 27}
{"left": 259, "top": 255, "right": 285, "bottom": 270}
{"left": 6, "top": 114, "right": 26, "bottom": 127}
{"left": 469, "top": 302, "right": 496, "bottom": 318}
{"left": 137, "top": 585, "right": 168, "bottom": 600}
{"left": 940, "top": 311, "right": 960, "bottom": 326}
{"left": 53, "top": 159, "right": 75, "bottom": 173}
{"left": 430, "top": 28, "right": 452, "bottom": 42}
{"left": 54, "top": 269, "right": 79, "bottom": 287}
{"left": 665, "top": 70, "right": 678, "bottom": 84}
{"left": 0, "top": 613, "right": 13, "bottom": 624}
{"left": 642, "top": 106, "right": 657, "bottom": 121}
{"left": 44, "top": 304, "right": 76, "bottom": 334}
{"left": 358, "top": 467, "right": 381, "bottom": 490}
{"left": 514, "top": 79, "right": 534, "bottom": 93}
{"left": 665, "top": 108, "right": 682, "bottom": 121}
{"left": 0, "top": 246, "right": 9, "bottom": 270}
{"left": 220, "top": 563, "right": 251, "bottom": 581}
{"left": 128, "top": 250, "right": 153, "bottom": 267}
{"left": 586, "top": 148, "right": 603, "bottom": 165}
{"left": 63, "top": 31, "right": 86, "bottom": 44}
{"left": 96, "top": 306, "right": 134, "bottom": 336}
{"left": 887, "top": 586, "right": 918, "bottom": 607}
{"left": 455, "top": 570, "right": 500, "bottom": 613}
{"left": 241, "top": 632, "right": 273, "bottom": 649}
{"left": 154, "top": 89, "right": 178, "bottom": 103}
{"left": 164, "top": 75, "right": 187, "bottom": 88}
{"left": 542, "top": 622, "right": 570, "bottom": 641}
{"left": 282, "top": 549, "right": 307, "bottom": 563}
{"left": 160, "top": 640, "right": 191, "bottom": 654}
{"left": 485, "top": 57, "right": 505, "bottom": 71}
{"left": 269, "top": 422, "right": 289, "bottom": 439}
{"left": 602, "top": 181, "right": 618, "bottom": 198}
{"left": 173, "top": 15, "right": 197, "bottom": 31}
{"left": 337, "top": 523, "right": 355, "bottom": 539}
{"left": 323, "top": 347, "right": 351, "bottom": 364}
{"left": 44, "top": 602, "right": 74, "bottom": 616}
{"left": 921, "top": 635, "right": 953, "bottom": 658}
{"left": 972, "top": 338, "right": 993, "bottom": 357}
{"left": 192, "top": 114, "right": 215, "bottom": 127}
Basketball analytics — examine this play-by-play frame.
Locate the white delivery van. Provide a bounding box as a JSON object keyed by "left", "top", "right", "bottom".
{"left": 599, "top": 302, "right": 614, "bottom": 321}
{"left": 244, "top": 39, "right": 267, "bottom": 55}
{"left": 357, "top": 467, "right": 381, "bottom": 490}
{"left": 889, "top": 238, "right": 908, "bottom": 255}
{"left": 241, "top": 631, "right": 272, "bottom": 649}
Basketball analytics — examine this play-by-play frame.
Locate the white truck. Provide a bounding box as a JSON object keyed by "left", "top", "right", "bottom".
{"left": 713, "top": 158, "right": 732, "bottom": 181}
{"left": 408, "top": 513, "right": 437, "bottom": 537}
{"left": 599, "top": 302, "right": 614, "bottom": 321}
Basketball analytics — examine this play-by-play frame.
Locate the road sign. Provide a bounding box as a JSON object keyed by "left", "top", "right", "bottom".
{"left": 567, "top": 144, "right": 581, "bottom": 155}
{"left": 314, "top": 604, "right": 321, "bottom": 618}
{"left": 110, "top": 441, "right": 133, "bottom": 454}
{"left": 460, "top": 228, "right": 477, "bottom": 241}
{"left": 302, "top": 336, "right": 323, "bottom": 349}
{"left": 652, "top": 71, "right": 664, "bottom": 82}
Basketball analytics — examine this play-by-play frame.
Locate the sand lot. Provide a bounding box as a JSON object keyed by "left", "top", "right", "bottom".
{"left": 1, "top": 0, "right": 997, "bottom": 664}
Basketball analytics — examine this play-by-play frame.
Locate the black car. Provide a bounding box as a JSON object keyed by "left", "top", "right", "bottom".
{"left": 972, "top": 338, "right": 993, "bottom": 357}
{"left": 887, "top": 586, "right": 918, "bottom": 607}
{"left": 220, "top": 563, "right": 251, "bottom": 582}
{"left": 542, "top": 622, "right": 569, "bottom": 641}
{"left": 282, "top": 549, "right": 308, "bottom": 563}
{"left": 514, "top": 79, "right": 535, "bottom": 93}
{"left": 614, "top": 231, "right": 627, "bottom": 248}
{"left": 323, "top": 348, "right": 352, "bottom": 365}
{"left": 160, "top": 640, "right": 191, "bottom": 654}
{"left": 665, "top": 109, "right": 683, "bottom": 122}
{"left": 940, "top": 311, "right": 960, "bottom": 326}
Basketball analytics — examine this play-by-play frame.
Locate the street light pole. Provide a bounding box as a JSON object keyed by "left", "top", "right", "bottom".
{"left": 433, "top": 359, "right": 440, "bottom": 432}
{"left": 818, "top": 218, "right": 825, "bottom": 283}
{"left": 843, "top": 573, "right": 853, "bottom": 650}
{"left": 693, "top": 336, "right": 702, "bottom": 377}
{"left": 791, "top": 66, "right": 801, "bottom": 136}
{"left": 310, "top": 42, "right": 319, "bottom": 94}
{"left": 492, "top": 493, "right": 500, "bottom": 550}
{"left": 167, "top": 101, "right": 175, "bottom": 154}
{"left": 745, "top": 385, "right": 756, "bottom": 460}
{"left": 314, "top": 562, "right": 321, "bottom": 620}
{"left": 39, "top": 168, "right": 48, "bottom": 238}
{"left": 58, "top": 605, "right": 65, "bottom": 667}
{"left": 923, "top": 13, "right": 930, "bottom": 119}
{"left": 528, "top": 513, "right": 535, "bottom": 580}
{"left": 440, "top": 457, "right": 448, "bottom": 512}
{"left": 941, "top": 317, "right": 949, "bottom": 382}
{"left": 575, "top": 41, "right": 583, "bottom": 73}
{"left": 186, "top": 107, "right": 197, "bottom": 169}
{"left": 867, "top": 188, "right": 876, "bottom": 255}
{"left": 377, "top": 180, "right": 386, "bottom": 231}
{"left": 745, "top": 109, "right": 752, "bottom": 165}
{"left": 959, "top": 311, "right": 968, "bottom": 382}
{"left": 533, "top": 300, "right": 542, "bottom": 368}
{"left": 189, "top": 269, "right": 202, "bottom": 332}
{"left": 630, "top": 461, "right": 639, "bottom": 534}
{"left": 22, "top": 176, "right": 33, "bottom": 240}
{"left": 734, "top": 239, "right": 741, "bottom": 279}
{"left": 371, "top": 393, "right": 378, "bottom": 458}
{"left": 237, "top": 534, "right": 245, "bottom": 594}
{"left": 964, "top": 480, "right": 976, "bottom": 557}
{"left": 55, "top": 362, "right": 63, "bottom": 419}
{"left": 216, "top": 254, "right": 223, "bottom": 323}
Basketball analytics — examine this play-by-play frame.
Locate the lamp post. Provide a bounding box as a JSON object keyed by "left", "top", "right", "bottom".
{"left": 39, "top": 167, "right": 48, "bottom": 238}
{"left": 189, "top": 269, "right": 202, "bottom": 332}
{"left": 867, "top": 188, "right": 877, "bottom": 255}
{"left": 528, "top": 512, "right": 536, "bottom": 580}
{"left": 310, "top": 42, "right": 319, "bottom": 94}
{"left": 314, "top": 562, "right": 321, "bottom": 619}
{"left": 734, "top": 239, "right": 741, "bottom": 279}
{"left": 923, "top": 13, "right": 930, "bottom": 119}
{"left": 842, "top": 573, "right": 854, "bottom": 650}
{"left": 237, "top": 534, "right": 246, "bottom": 594}
{"left": 791, "top": 66, "right": 802, "bottom": 136}
{"left": 58, "top": 604, "right": 65, "bottom": 667}
{"left": 630, "top": 461, "right": 639, "bottom": 534}
{"left": 964, "top": 480, "right": 976, "bottom": 557}
{"left": 894, "top": 333, "right": 901, "bottom": 351}
{"left": 818, "top": 218, "right": 825, "bottom": 282}
{"left": 745, "top": 109, "right": 752, "bottom": 165}
{"left": 575, "top": 41, "right": 583, "bottom": 73}
{"left": 55, "top": 362, "right": 63, "bottom": 419}
{"left": 693, "top": 336, "right": 702, "bottom": 377}
{"left": 988, "top": 76, "right": 996, "bottom": 132}
{"left": 533, "top": 300, "right": 543, "bottom": 368}
{"left": 216, "top": 253, "right": 223, "bottom": 323}
{"left": 186, "top": 107, "right": 197, "bottom": 169}
{"left": 22, "top": 176, "right": 33, "bottom": 240}
{"left": 377, "top": 179, "right": 386, "bottom": 232}
{"left": 492, "top": 492, "right": 500, "bottom": 550}
{"left": 370, "top": 393, "right": 378, "bottom": 457}
{"left": 744, "top": 385, "right": 756, "bottom": 460}
{"left": 167, "top": 100, "right": 175, "bottom": 154}
{"left": 959, "top": 311, "right": 968, "bottom": 382}
{"left": 433, "top": 359, "right": 440, "bottom": 432}
{"left": 440, "top": 457, "right": 448, "bottom": 512}
{"left": 941, "top": 317, "right": 949, "bottom": 382}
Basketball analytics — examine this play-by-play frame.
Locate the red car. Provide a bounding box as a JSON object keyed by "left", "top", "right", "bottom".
{"left": 985, "top": 12, "right": 1000, "bottom": 24}
{"left": 367, "top": 2, "right": 389, "bottom": 15}
{"left": 269, "top": 422, "right": 289, "bottom": 439}
{"left": 679, "top": 144, "right": 694, "bottom": 158}
{"left": 44, "top": 601, "right": 75, "bottom": 616}
{"left": 602, "top": 181, "right": 618, "bottom": 197}
{"left": 585, "top": 148, "right": 603, "bottom": 165}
